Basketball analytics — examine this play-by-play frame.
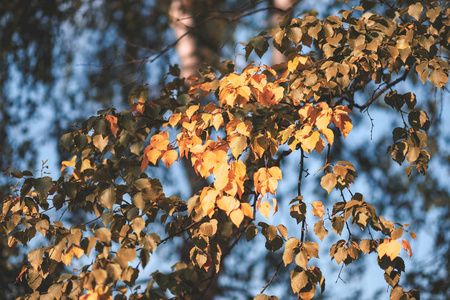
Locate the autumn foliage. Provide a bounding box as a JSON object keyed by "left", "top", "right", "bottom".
{"left": 1, "top": 1, "right": 449, "bottom": 299}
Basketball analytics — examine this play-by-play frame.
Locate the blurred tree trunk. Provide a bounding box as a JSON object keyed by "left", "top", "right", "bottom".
{"left": 271, "top": 0, "right": 296, "bottom": 65}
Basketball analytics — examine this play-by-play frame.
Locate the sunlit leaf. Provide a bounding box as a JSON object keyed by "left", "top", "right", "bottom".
{"left": 401, "top": 239, "right": 412, "bottom": 257}
{"left": 61, "top": 155, "right": 77, "bottom": 172}
{"left": 377, "top": 238, "right": 401, "bottom": 260}
{"left": 259, "top": 201, "right": 271, "bottom": 219}
{"left": 311, "top": 201, "right": 324, "bottom": 219}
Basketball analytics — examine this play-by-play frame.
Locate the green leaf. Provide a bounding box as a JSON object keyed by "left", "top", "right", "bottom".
{"left": 34, "top": 177, "right": 53, "bottom": 203}
{"left": 246, "top": 224, "right": 258, "bottom": 241}
{"left": 61, "top": 132, "right": 74, "bottom": 151}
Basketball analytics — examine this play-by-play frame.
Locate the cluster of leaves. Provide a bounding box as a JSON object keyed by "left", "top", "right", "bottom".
{"left": 1, "top": 1, "right": 449, "bottom": 299}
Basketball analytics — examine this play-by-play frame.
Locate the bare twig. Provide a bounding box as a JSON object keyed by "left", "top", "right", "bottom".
{"left": 260, "top": 260, "right": 284, "bottom": 294}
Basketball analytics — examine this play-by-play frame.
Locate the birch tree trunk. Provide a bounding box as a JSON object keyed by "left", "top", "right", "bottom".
{"left": 169, "top": 0, "right": 200, "bottom": 79}
{"left": 271, "top": 0, "right": 296, "bottom": 65}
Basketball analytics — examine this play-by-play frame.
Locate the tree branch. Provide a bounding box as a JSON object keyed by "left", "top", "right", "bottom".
{"left": 356, "top": 70, "right": 410, "bottom": 111}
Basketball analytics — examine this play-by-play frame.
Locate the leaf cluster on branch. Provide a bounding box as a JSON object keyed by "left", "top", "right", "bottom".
{"left": 1, "top": 0, "right": 449, "bottom": 299}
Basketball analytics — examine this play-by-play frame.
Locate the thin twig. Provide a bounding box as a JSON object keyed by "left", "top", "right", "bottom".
{"left": 158, "top": 217, "right": 206, "bottom": 244}
{"left": 260, "top": 260, "right": 284, "bottom": 294}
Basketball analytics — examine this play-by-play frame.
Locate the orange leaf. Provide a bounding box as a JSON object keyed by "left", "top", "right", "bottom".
{"left": 273, "top": 198, "right": 278, "bottom": 215}
{"left": 240, "top": 203, "right": 253, "bottom": 219}
{"left": 314, "top": 138, "right": 325, "bottom": 154}
{"left": 402, "top": 239, "right": 412, "bottom": 257}
{"left": 230, "top": 209, "right": 244, "bottom": 227}
{"left": 146, "top": 148, "right": 162, "bottom": 165}
{"left": 141, "top": 152, "right": 149, "bottom": 171}
{"left": 71, "top": 245, "right": 84, "bottom": 259}
{"left": 61, "top": 155, "right": 77, "bottom": 173}
{"left": 259, "top": 201, "right": 271, "bottom": 219}
{"left": 311, "top": 201, "right": 325, "bottom": 219}
{"left": 105, "top": 115, "right": 119, "bottom": 137}
{"left": 161, "top": 150, "right": 178, "bottom": 168}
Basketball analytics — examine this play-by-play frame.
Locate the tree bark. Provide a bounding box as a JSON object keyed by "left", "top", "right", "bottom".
{"left": 271, "top": 0, "right": 296, "bottom": 65}
{"left": 169, "top": 0, "right": 200, "bottom": 79}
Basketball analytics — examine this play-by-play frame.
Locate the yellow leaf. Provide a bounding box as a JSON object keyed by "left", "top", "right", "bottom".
{"left": 230, "top": 209, "right": 244, "bottom": 227}
{"left": 61, "top": 155, "right": 77, "bottom": 173}
{"left": 320, "top": 127, "right": 334, "bottom": 145}
{"left": 268, "top": 166, "right": 282, "bottom": 180}
{"left": 259, "top": 201, "right": 271, "bottom": 219}
{"left": 288, "top": 56, "right": 300, "bottom": 73}
{"left": 105, "top": 115, "right": 119, "bottom": 137}
{"left": 200, "top": 188, "right": 219, "bottom": 217}
{"left": 301, "top": 131, "right": 320, "bottom": 153}
{"left": 377, "top": 238, "right": 401, "bottom": 260}
{"left": 166, "top": 113, "right": 182, "bottom": 127}
{"left": 216, "top": 196, "right": 239, "bottom": 215}
{"left": 185, "top": 104, "right": 200, "bottom": 120}
{"left": 61, "top": 249, "right": 74, "bottom": 266}
{"left": 315, "top": 109, "right": 332, "bottom": 131}
{"left": 402, "top": 239, "right": 412, "bottom": 257}
{"left": 213, "top": 162, "right": 229, "bottom": 191}
{"left": 254, "top": 167, "right": 282, "bottom": 196}
{"left": 236, "top": 120, "right": 252, "bottom": 137}
{"left": 211, "top": 112, "right": 224, "bottom": 131}
{"left": 311, "top": 201, "right": 325, "bottom": 219}
{"left": 229, "top": 133, "right": 247, "bottom": 159}
{"left": 299, "top": 284, "right": 316, "bottom": 300}
{"left": 93, "top": 135, "right": 109, "bottom": 152}
{"left": 161, "top": 150, "right": 178, "bottom": 168}
{"left": 320, "top": 173, "right": 337, "bottom": 194}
